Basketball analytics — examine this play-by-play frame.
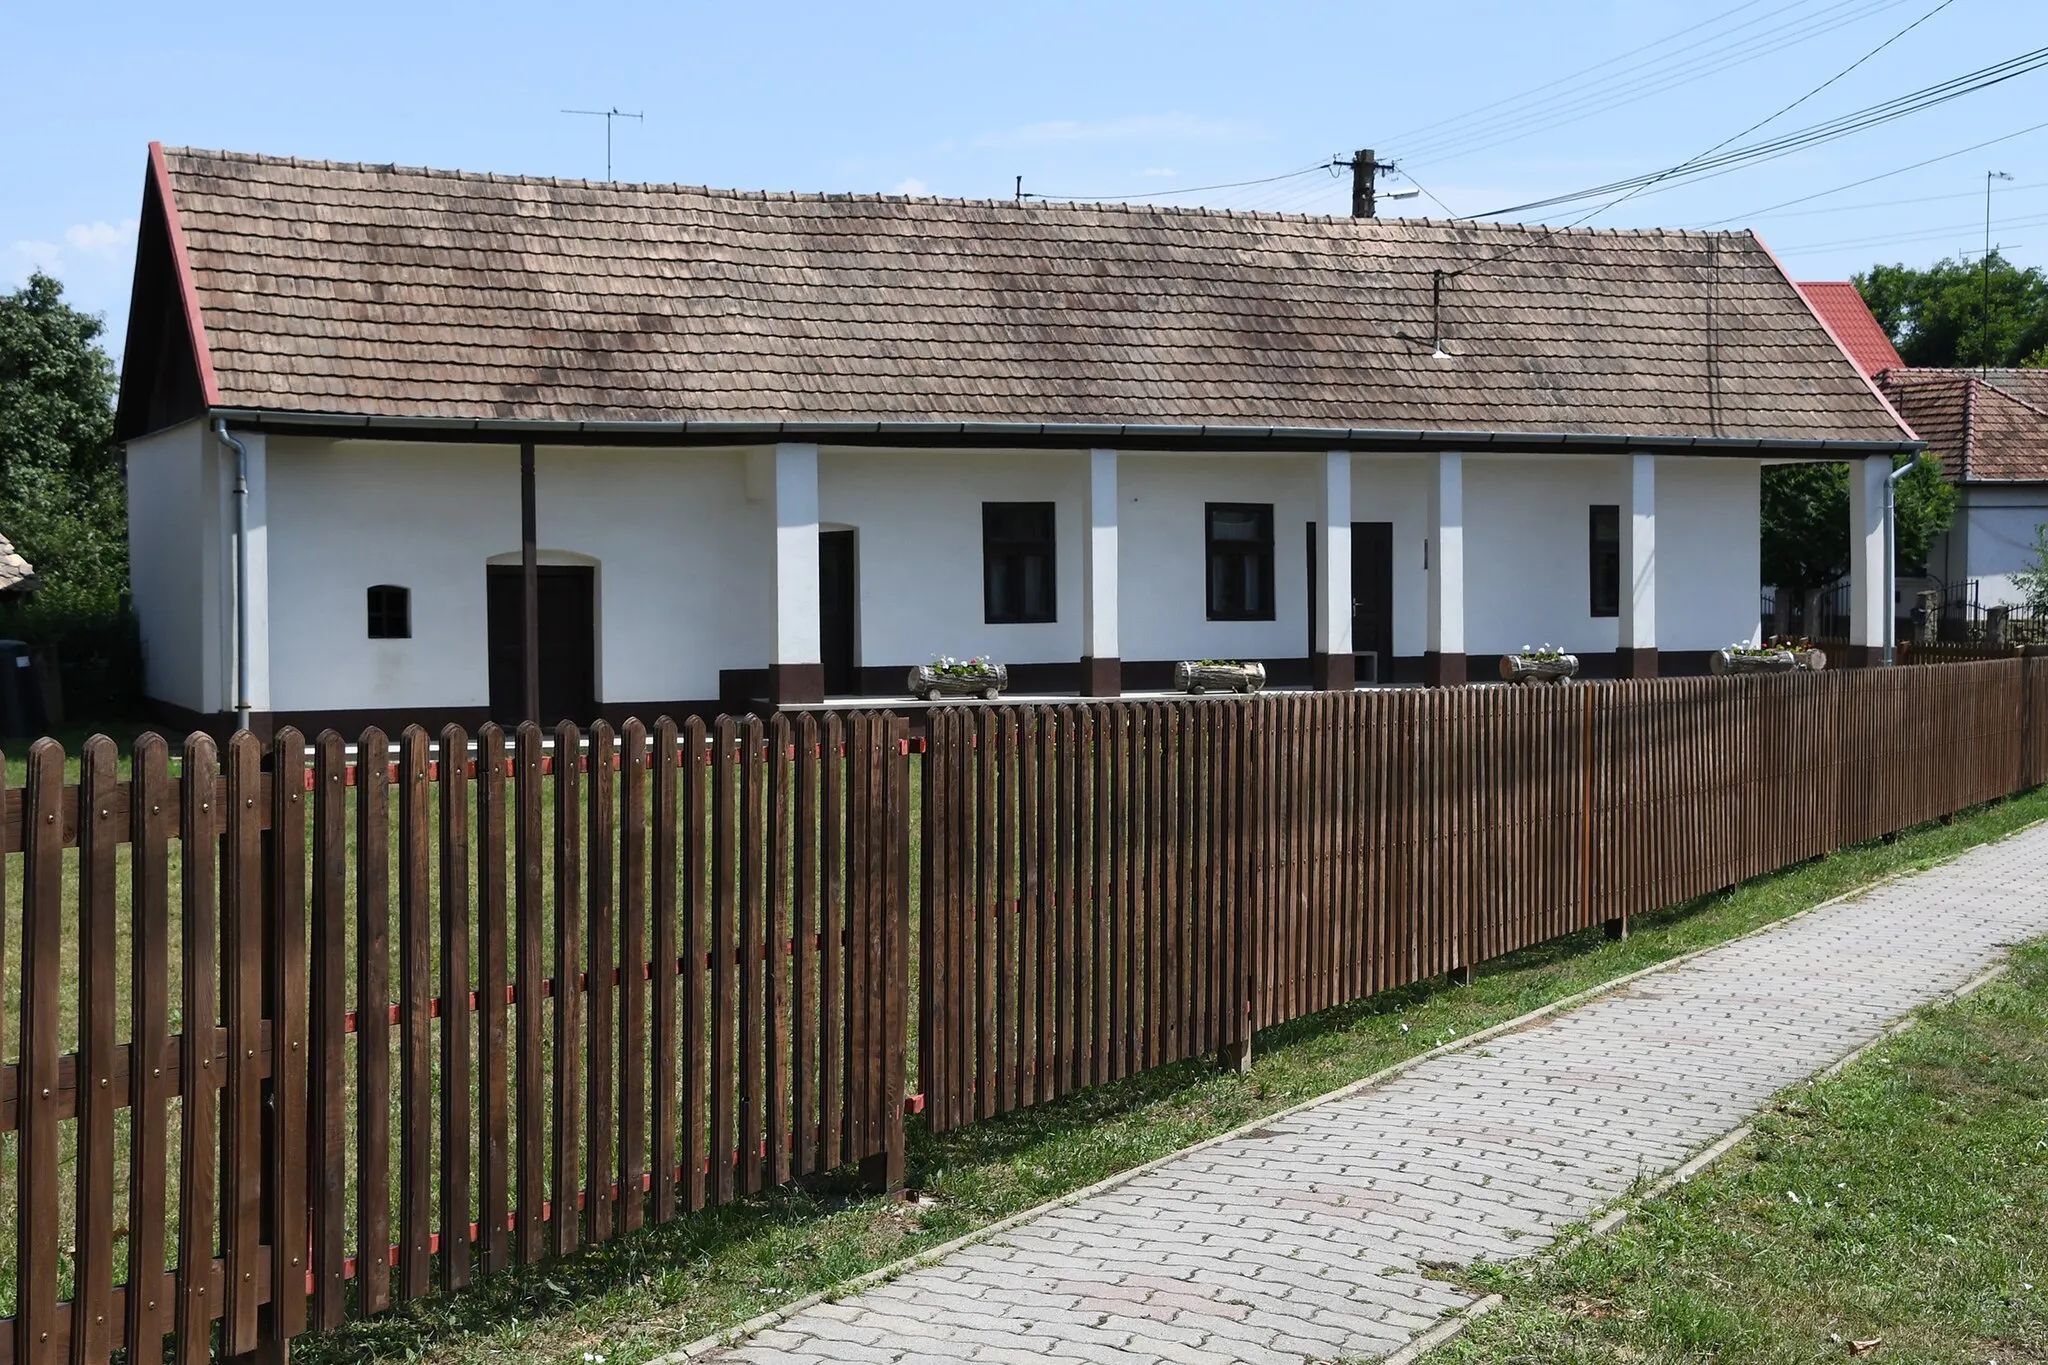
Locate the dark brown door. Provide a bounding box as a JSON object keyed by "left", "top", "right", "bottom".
{"left": 487, "top": 565, "right": 596, "bottom": 725}
{"left": 1352, "top": 521, "right": 1394, "bottom": 681}
{"left": 819, "top": 530, "right": 858, "bottom": 696}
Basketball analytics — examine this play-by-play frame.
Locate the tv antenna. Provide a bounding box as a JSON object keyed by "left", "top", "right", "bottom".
{"left": 562, "top": 107, "right": 644, "bottom": 181}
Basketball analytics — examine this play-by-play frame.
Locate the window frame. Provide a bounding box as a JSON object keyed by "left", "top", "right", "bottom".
{"left": 1589, "top": 505, "right": 1621, "bottom": 618}
{"left": 981, "top": 501, "right": 1059, "bottom": 625}
{"left": 367, "top": 583, "right": 412, "bottom": 640}
{"left": 1205, "top": 502, "right": 1277, "bottom": 622}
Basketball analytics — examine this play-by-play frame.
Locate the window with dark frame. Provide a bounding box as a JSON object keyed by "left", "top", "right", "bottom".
{"left": 1589, "top": 505, "right": 1621, "bottom": 618}
{"left": 367, "top": 584, "right": 412, "bottom": 639}
{"left": 1206, "top": 503, "right": 1275, "bottom": 621}
{"left": 983, "top": 502, "right": 1058, "bottom": 624}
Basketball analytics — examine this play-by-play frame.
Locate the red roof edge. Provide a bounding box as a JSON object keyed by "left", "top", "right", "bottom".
{"left": 150, "top": 141, "right": 220, "bottom": 409}
{"left": 1792, "top": 280, "right": 1906, "bottom": 379}
{"left": 1751, "top": 235, "right": 1913, "bottom": 441}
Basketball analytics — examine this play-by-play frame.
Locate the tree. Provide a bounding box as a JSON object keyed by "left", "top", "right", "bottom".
{"left": 1856, "top": 253, "right": 2048, "bottom": 368}
{"left": 0, "top": 271, "right": 138, "bottom": 713}
{"left": 2014, "top": 525, "right": 2048, "bottom": 612}
{"left": 1760, "top": 455, "right": 1955, "bottom": 620}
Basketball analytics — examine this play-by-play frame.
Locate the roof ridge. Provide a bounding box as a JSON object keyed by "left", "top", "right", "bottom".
{"left": 1978, "top": 375, "right": 2048, "bottom": 423}
{"left": 156, "top": 144, "right": 1739, "bottom": 238}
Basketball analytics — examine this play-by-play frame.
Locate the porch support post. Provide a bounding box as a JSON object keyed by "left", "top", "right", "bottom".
{"left": 1080, "top": 447, "right": 1121, "bottom": 696}
{"left": 770, "top": 442, "right": 824, "bottom": 705}
{"left": 521, "top": 440, "right": 539, "bottom": 726}
{"left": 1848, "top": 454, "right": 1889, "bottom": 668}
{"left": 1619, "top": 452, "right": 1659, "bottom": 678}
{"left": 1312, "top": 450, "right": 1354, "bottom": 690}
{"left": 1425, "top": 451, "right": 1466, "bottom": 686}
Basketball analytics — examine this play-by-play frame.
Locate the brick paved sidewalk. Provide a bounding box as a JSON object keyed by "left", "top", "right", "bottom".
{"left": 706, "top": 825, "right": 2048, "bottom": 1365}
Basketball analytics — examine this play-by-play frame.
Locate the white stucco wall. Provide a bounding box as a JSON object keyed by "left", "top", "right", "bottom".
{"left": 263, "top": 440, "right": 769, "bottom": 711}
{"left": 1958, "top": 485, "right": 2048, "bottom": 606}
{"left": 1654, "top": 458, "right": 1763, "bottom": 650}
{"left": 1117, "top": 453, "right": 1321, "bottom": 664}
{"left": 819, "top": 449, "right": 1088, "bottom": 667}
{"left": 1461, "top": 456, "right": 1626, "bottom": 656}
{"left": 125, "top": 418, "right": 219, "bottom": 712}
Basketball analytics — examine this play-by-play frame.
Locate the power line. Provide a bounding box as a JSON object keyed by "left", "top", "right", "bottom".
{"left": 1020, "top": 161, "right": 1332, "bottom": 204}
{"left": 1716, "top": 178, "right": 2047, "bottom": 222}
{"left": 1698, "top": 116, "right": 2048, "bottom": 225}
{"left": 1773, "top": 210, "right": 2048, "bottom": 253}
{"left": 1468, "top": 33, "right": 2039, "bottom": 221}
{"left": 1394, "top": 0, "right": 1920, "bottom": 165}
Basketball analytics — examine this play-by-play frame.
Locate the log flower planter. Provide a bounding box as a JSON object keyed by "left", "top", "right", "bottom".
{"left": 1174, "top": 660, "right": 1267, "bottom": 695}
{"left": 908, "top": 658, "right": 1009, "bottom": 701}
{"left": 1499, "top": 646, "right": 1579, "bottom": 684}
{"left": 1710, "top": 645, "right": 1798, "bottom": 676}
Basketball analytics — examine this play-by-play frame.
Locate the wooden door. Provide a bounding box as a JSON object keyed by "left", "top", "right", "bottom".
{"left": 819, "top": 530, "right": 858, "bottom": 696}
{"left": 487, "top": 565, "right": 596, "bottom": 724}
{"left": 1352, "top": 522, "right": 1394, "bottom": 682}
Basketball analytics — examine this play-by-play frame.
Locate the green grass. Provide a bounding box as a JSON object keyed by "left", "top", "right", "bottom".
{"left": 1425, "top": 936, "right": 2048, "bottom": 1365}
{"left": 292, "top": 787, "right": 2048, "bottom": 1365}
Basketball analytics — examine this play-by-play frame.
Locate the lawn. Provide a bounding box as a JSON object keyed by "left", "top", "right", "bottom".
{"left": 291, "top": 786, "right": 2048, "bottom": 1365}
{"left": 1426, "top": 936, "right": 2048, "bottom": 1364}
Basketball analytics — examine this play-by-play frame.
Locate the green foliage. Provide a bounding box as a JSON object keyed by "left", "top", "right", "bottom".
{"left": 1856, "top": 252, "right": 2048, "bottom": 368}
{"left": 0, "top": 272, "right": 138, "bottom": 715}
{"left": 2012, "top": 524, "right": 2048, "bottom": 613}
{"left": 1760, "top": 454, "right": 1954, "bottom": 597}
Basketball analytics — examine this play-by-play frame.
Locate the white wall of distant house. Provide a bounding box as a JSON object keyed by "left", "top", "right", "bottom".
{"left": 125, "top": 418, "right": 219, "bottom": 713}
{"left": 262, "top": 440, "right": 770, "bottom": 712}
{"left": 1958, "top": 485, "right": 2048, "bottom": 606}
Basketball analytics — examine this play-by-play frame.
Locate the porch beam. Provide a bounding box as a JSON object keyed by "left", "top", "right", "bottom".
{"left": 770, "top": 442, "right": 825, "bottom": 706}
{"left": 1080, "top": 447, "right": 1121, "bottom": 696}
{"left": 1425, "top": 451, "right": 1466, "bottom": 686}
{"left": 1619, "top": 452, "right": 1658, "bottom": 678}
{"left": 1848, "top": 454, "right": 1889, "bottom": 667}
{"left": 1312, "top": 451, "right": 1354, "bottom": 690}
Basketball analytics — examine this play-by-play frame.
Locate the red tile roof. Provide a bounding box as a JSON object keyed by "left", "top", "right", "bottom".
{"left": 1795, "top": 282, "right": 1904, "bottom": 379}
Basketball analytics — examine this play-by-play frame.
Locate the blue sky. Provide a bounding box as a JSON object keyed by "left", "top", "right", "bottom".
{"left": 5, "top": 0, "right": 2046, "bottom": 358}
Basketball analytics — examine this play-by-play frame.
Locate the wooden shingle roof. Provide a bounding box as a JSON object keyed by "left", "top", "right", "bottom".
{"left": 128, "top": 145, "right": 1912, "bottom": 446}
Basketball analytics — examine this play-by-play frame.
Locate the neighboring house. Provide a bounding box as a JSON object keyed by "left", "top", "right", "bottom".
{"left": 116, "top": 145, "right": 1917, "bottom": 736}
{"left": 1879, "top": 368, "right": 2048, "bottom": 607}
{"left": 1794, "top": 281, "right": 2048, "bottom": 612}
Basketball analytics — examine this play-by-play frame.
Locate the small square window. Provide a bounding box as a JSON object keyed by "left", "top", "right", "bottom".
{"left": 984, "top": 502, "right": 1057, "bottom": 624}
{"left": 1206, "top": 503, "right": 1275, "bottom": 621}
{"left": 368, "top": 584, "right": 411, "bottom": 639}
{"left": 1589, "top": 506, "right": 1620, "bottom": 618}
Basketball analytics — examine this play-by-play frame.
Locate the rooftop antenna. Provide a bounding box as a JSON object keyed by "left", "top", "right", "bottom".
{"left": 562, "top": 107, "right": 645, "bottom": 181}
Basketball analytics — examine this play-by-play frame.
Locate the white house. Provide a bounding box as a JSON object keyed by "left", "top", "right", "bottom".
{"left": 115, "top": 145, "right": 1917, "bottom": 735}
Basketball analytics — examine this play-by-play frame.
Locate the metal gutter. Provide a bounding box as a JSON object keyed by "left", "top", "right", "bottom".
{"left": 208, "top": 408, "right": 1923, "bottom": 458}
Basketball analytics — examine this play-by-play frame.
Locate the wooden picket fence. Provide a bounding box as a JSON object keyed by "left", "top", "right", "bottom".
{"left": 3, "top": 661, "right": 2045, "bottom": 1362}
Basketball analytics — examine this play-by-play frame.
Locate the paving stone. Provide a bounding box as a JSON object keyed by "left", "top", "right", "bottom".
{"left": 702, "top": 824, "right": 2048, "bottom": 1365}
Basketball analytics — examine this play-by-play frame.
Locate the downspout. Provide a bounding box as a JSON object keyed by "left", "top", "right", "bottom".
{"left": 214, "top": 418, "right": 252, "bottom": 732}
{"left": 1883, "top": 459, "right": 1912, "bottom": 668}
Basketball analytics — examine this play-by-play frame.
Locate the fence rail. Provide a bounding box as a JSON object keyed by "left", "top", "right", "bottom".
{"left": 3, "top": 662, "right": 2045, "bottom": 1362}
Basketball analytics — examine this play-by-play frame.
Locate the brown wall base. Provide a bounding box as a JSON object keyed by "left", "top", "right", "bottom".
{"left": 1422, "top": 652, "right": 1468, "bottom": 687}
{"left": 768, "top": 662, "right": 825, "bottom": 707}
{"left": 1310, "top": 651, "right": 1355, "bottom": 691}
{"left": 1079, "top": 655, "right": 1122, "bottom": 697}
{"left": 1619, "top": 647, "right": 1660, "bottom": 679}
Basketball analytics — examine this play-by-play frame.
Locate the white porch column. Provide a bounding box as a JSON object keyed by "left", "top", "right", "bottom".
{"left": 1313, "top": 450, "right": 1354, "bottom": 690}
{"left": 771, "top": 442, "right": 823, "bottom": 704}
{"left": 1426, "top": 451, "right": 1466, "bottom": 686}
{"left": 1620, "top": 452, "right": 1658, "bottom": 678}
{"left": 1081, "top": 447, "right": 1121, "bottom": 696}
{"left": 1848, "top": 454, "right": 1890, "bottom": 666}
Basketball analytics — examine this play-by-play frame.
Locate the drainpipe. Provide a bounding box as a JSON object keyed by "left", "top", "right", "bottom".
{"left": 215, "top": 418, "right": 252, "bottom": 732}
{"left": 1882, "top": 458, "right": 1913, "bottom": 668}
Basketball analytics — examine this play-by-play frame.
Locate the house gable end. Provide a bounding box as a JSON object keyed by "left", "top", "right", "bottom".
{"left": 115, "top": 144, "right": 217, "bottom": 443}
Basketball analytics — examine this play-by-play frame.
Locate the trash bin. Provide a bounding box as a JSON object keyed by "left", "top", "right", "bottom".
{"left": 0, "top": 640, "right": 50, "bottom": 737}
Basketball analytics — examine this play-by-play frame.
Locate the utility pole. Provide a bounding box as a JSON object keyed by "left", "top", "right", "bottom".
{"left": 1350, "top": 149, "right": 1378, "bottom": 218}
{"left": 562, "top": 107, "right": 644, "bottom": 181}
{"left": 1983, "top": 170, "right": 2014, "bottom": 374}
